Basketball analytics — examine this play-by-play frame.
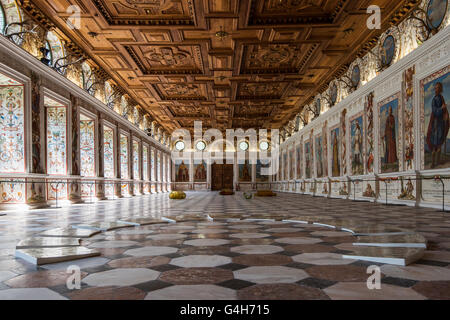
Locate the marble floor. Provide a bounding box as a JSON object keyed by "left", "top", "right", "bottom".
{"left": 0, "top": 192, "right": 450, "bottom": 300}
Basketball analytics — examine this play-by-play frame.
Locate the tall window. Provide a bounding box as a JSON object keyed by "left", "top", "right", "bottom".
{"left": 46, "top": 96, "right": 67, "bottom": 175}
{"left": 0, "top": 3, "right": 5, "bottom": 33}
{"left": 0, "top": 0, "right": 22, "bottom": 40}
{"left": 103, "top": 126, "right": 114, "bottom": 178}
{"left": 81, "top": 62, "right": 95, "bottom": 96}
{"left": 80, "top": 114, "right": 95, "bottom": 177}
{"left": 150, "top": 148, "right": 155, "bottom": 180}
{"left": 120, "top": 134, "right": 128, "bottom": 179}
{"left": 143, "top": 145, "right": 148, "bottom": 180}
{"left": 0, "top": 72, "right": 25, "bottom": 173}
{"left": 157, "top": 151, "right": 161, "bottom": 181}
{"left": 46, "top": 31, "right": 65, "bottom": 67}
{"left": 132, "top": 140, "right": 139, "bottom": 180}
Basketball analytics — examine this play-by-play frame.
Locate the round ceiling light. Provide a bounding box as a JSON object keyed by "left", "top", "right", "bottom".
{"left": 196, "top": 140, "right": 206, "bottom": 151}
{"left": 174, "top": 140, "right": 185, "bottom": 151}
{"left": 239, "top": 141, "right": 249, "bottom": 151}
{"left": 259, "top": 141, "right": 269, "bottom": 151}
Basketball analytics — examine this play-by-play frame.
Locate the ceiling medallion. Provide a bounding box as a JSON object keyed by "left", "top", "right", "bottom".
{"left": 215, "top": 26, "right": 229, "bottom": 41}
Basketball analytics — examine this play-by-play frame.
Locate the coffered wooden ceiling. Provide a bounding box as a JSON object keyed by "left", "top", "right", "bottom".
{"left": 29, "top": 0, "right": 418, "bottom": 132}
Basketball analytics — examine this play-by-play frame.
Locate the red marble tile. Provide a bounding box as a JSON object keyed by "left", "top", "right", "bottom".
{"left": 5, "top": 270, "right": 87, "bottom": 288}
{"left": 66, "top": 286, "right": 146, "bottom": 300}
{"left": 160, "top": 267, "right": 233, "bottom": 285}
{"left": 232, "top": 254, "right": 293, "bottom": 266}
{"left": 305, "top": 265, "right": 372, "bottom": 282}
{"left": 238, "top": 284, "right": 329, "bottom": 300}
{"left": 412, "top": 281, "right": 450, "bottom": 300}
{"left": 108, "top": 256, "right": 170, "bottom": 268}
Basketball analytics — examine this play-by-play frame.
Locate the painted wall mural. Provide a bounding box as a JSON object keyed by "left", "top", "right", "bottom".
{"left": 0, "top": 81, "right": 24, "bottom": 173}
{"left": 175, "top": 160, "right": 189, "bottom": 182}
{"left": 379, "top": 95, "right": 401, "bottom": 173}
{"left": 30, "top": 72, "right": 42, "bottom": 173}
{"left": 350, "top": 114, "right": 364, "bottom": 175}
{"left": 120, "top": 134, "right": 129, "bottom": 179}
{"left": 133, "top": 140, "right": 139, "bottom": 180}
{"left": 330, "top": 126, "right": 340, "bottom": 177}
{"left": 296, "top": 144, "right": 302, "bottom": 179}
{"left": 143, "top": 145, "right": 148, "bottom": 180}
{"left": 46, "top": 106, "right": 67, "bottom": 175}
{"left": 403, "top": 67, "right": 415, "bottom": 171}
{"left": 422, "top": 66, "right": 450, "bottom": 169}
{"left": 340, "top": 109, "right": 347, "bottom": 175}
{"left": 194, "top": 160, "right": 207, "bottom": 182}
{"left": 365, "top": 92, "right": 375, "bottom": 173}
{"left": 315, "top": 135, "right": 324, "bottom": 178}
{"left": 80, "top": 118, "right": 95, "bottom": 177}
{"left": 305, "top": 141, "right": 311, "bottom": 179}
{"left": 289, "top": 148, "right": 295, "bottom": 179}
{"left": 103, "top": 127, "right": 114, "bottom": 178}
{"left": 239, "top": 160, "right": 252, "bottom": 182}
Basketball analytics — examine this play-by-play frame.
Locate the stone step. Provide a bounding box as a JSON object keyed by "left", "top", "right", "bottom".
{"left": 39, "top": 228, "right": 101, "bottom": 238}
{"left": 354, "top": 234, "right": 427, "bottom": 248}
{"left": 15, "top": 247, "right": 100, "bottom": 265}
{"left": 16, "top": 238, "right": 81, "bottom": 249}
{"left": 342, "top": 247, "right": 425, "bottom": 266}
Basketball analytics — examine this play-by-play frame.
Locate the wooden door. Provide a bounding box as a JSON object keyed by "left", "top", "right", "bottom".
{"left": 211, "top": 163, "right": 234, "bottom": 190}
{"left": 211, "top": 163, "right": 223, "bottom": 191}
{"left": 223, "top": 164, "right": 234, "bottom": 189}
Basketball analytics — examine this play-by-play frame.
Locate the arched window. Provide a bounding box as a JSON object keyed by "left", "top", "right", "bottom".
{"left": 105, "top": 81, "right": 116, "bottom": 109}
{"left": 45, "top": 30, "right": 65, "bottom": 67}
{"left": 0, "top": 71, "right": 25, "bottom": 174}
{"left": 81, "top": 62, "right": 95, "bottom": 96}
{"left": 1, "top": 0, "right": 23, "bottom": 44}
{"left": 0, "top": 3, "right": 6, "bottom": 33}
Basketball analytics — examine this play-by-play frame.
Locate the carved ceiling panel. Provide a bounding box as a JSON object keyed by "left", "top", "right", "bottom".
{"left": 124, "top": 44, "right": 205, "bottom": 75}
{"left": 30, "top": 0, "right": 418, "bottom": 133}
{"left": 92, "top": 0, "right": 194, "bottom": 25}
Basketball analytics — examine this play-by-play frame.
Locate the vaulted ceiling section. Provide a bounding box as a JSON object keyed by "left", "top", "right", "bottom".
{"left": 28, "top": 0, "right": 419, "bottom": 133}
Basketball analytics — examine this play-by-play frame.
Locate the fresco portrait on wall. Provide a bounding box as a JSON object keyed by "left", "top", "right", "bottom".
{"left": 380, "top": 98, "right": 400, "bottom": 173}
{"left": 423, "top": 70, "right": 450, "bottom": 169}
{"left": 305, "top": 142, "right": 311, "bottom": 178}
{"left": 331, "top": 127, "right": 340, "bottom": 177}
{"left": 194, "top": 160, "right": 207, "bottom": 182}
{"left": 296, "top": 144, "right": 302, "bottom": 178}
{"left": 175, "top": 160, "right": 189, "bottom": 182}
{"left": 315, "top": 136, "right": 324, "bottom": 177}
{"left": 427, "top": 0, "right": 448, "bottom": 29}
{"left": 351, "top": 115, "right": 364, "bottom": 175}
{"left": 381, "top": 35, "right": 395, "bottom": 67}
{"left": 239, "top": 160, "right": 251, "bottom": 182}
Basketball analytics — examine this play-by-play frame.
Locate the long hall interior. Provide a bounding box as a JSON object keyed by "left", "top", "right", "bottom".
{"left": 0, "top": 0, "right": 449, "bottom": 301}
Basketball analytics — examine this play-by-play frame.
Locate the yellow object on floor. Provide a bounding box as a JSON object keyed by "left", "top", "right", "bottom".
{"left": 169, "top": 191, "right": 186, "bottom": 199}
{"left": 256, "top": 190, "right": 277, "bottom": 197}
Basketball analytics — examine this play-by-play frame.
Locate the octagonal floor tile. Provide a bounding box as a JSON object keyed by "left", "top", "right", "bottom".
{"left": 231, "top": 245, "right": 283, "bottom": 255}
{"left": 324, "top": 282, "right": 426, "bottom": 300}
{"left": 0, "top": 288, "right": 68, "bottom": 300}
{"left": 170, "top": 255, "right": 231, "bottom": 268}
{"left": 275, "top": 237, "right": 323, "bottom": 245}
{"left": 230, "top": 233, "right": 270, "bottom": 239}
{"left": 380, "top": 264, "right": 450, "bottom": 281}
{"left": 292, "top": 253, "right": 355, "bottom": 265}
{"left": 88, "top": 240, "right": 137, "bottom": 249}
{"left": 83, "top": 268, "right": 160, "bottom": 287}
{"left": 234, "top": 266, "right": 309, "bottom": 284}
{"left": 184, "top": 239, "right": 230, "bottom": 247}
{"left": 145, "top": 284, "right": 237, "bottom": 300}
{"left": 147, "top": 234, "right": 187, "bottom": 241}
{"left": 124, "top": 246, "right": 178, "bottom": 257}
